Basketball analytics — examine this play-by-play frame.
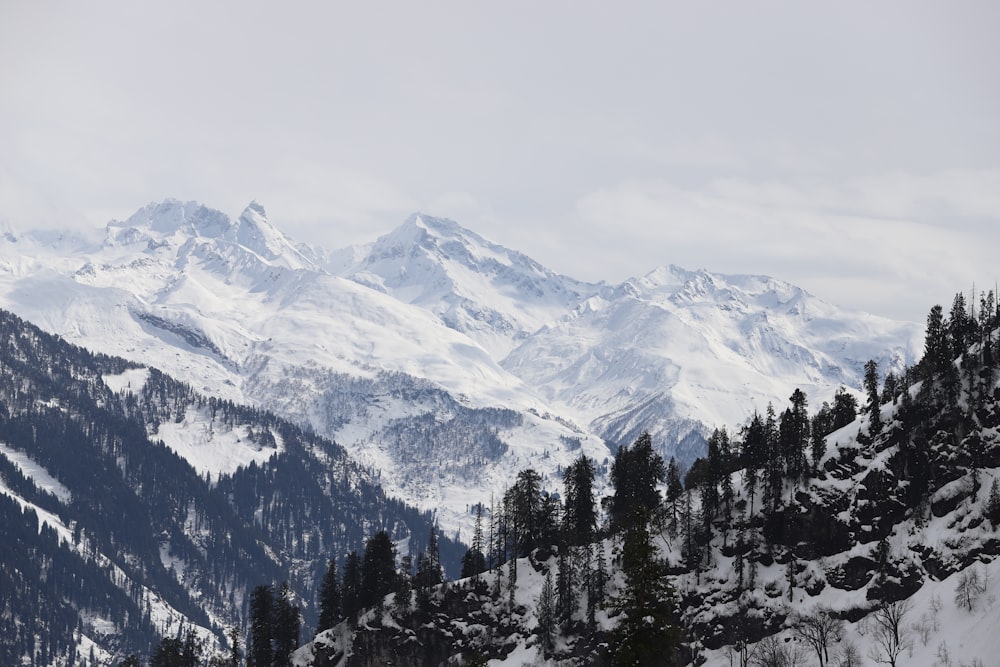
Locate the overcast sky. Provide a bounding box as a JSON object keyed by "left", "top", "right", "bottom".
{"left": 2, "top": 2, "right": 998, "bottom": 323}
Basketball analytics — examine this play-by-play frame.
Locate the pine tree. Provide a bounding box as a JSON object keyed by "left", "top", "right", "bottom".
{"left": 664, "top": 457, "right": 684, "bottom": 539}
{"left": 987, "top": 479, "right": 1000, "bottom": 527}
{"left": 394, "top": 555, "right": 413, "bottom": 615}
{"left": 563, "top": 455, "right": 597, "bottom": 546}
{"left": 247, "top": 584, "right": 274, "bottom": 667}
{"left": 273, "top": 582, "right": 300, "bottom": 667}
{"left": 361, "top": 530, "right": 397, "bottom": 610}
{"left": 609, "top": 432, "right": 665, "bottom": 534}
{"left": 612, "top": 507, "right": 680, "bottom": 666}
{"left": 556, "top": 545, "right": 576, "bottom": 624}
{"left": 316, "top": 559, "right": 341, "bottom": 634}
{"left": 741, "top": 413, "right": 766, "bottom": 515}
{"left": 863, "top": 360, "right": 881, "bottom": 439}
{"left": 537, "top": 570, "right": 557, "bottom": 656}
{"left": 341, "top": 551, "right": 362, "bottom": 623}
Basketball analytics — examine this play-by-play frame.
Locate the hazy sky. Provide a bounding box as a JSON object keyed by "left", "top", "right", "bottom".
{"left": 2, "top": 2, "right": 998, "bottom": 323}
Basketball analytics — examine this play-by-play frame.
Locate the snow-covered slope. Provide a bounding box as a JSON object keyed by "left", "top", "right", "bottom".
{"left": 504, "top": 265, "right": 919, "bottom": 460}
{"left": 339, "top": 213, "right": 599, "bottom": 359}
{"left": 0, "top": 201, "right": 609, "bottom": 540}
{"left": 0, "top": 201, "right": 922, "bottom": 539}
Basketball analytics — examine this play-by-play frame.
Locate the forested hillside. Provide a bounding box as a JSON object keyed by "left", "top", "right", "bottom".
{"left": 296, "top": 290, "right": 1000, "bottom": 666}
{"left": 0, "top": 309, "right": 459, "bottom": 665}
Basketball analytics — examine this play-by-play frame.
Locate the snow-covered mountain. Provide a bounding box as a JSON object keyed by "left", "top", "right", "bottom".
{"left": 0, "top": 200, "right": 922, "bottom": 540}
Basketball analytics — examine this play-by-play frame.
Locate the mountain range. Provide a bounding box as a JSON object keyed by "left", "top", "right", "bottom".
{"left": 0, "top": 200, "right": 922, "bottom": 541}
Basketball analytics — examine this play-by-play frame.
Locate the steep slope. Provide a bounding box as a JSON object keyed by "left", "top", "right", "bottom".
{"left": 294, "top": 304, "right": 1000, "bottom": 667}
{"left": 0, "top": 309, "right": 456, "bottom": 665}
{"left": 504, "top": 265, "right": 920, "bottom": 462}
{"left": 339, "top": 213, "right": 600, "bottom": 359}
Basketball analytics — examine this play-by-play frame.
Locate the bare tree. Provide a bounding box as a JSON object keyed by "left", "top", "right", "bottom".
{"left": 954, "top": 567, "right": 986, "bottom": 612}
{"left": 868, "top": 599, "right": 912, "bottom": 667}
{"left": 835, "top": 640, "right": 862, "bottom": 667}
{"left": 792, "top": 607, "right": 844, "bottom": 667}
{"left": 752, "top": 636, "right": 808, "bottom": 667}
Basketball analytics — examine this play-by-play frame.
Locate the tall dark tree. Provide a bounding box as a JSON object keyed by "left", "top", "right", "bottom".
{"left": 948, "top": 292, "right": 974, "bottom": 359}
{"left": 273, "top": 581, "right": 300, "bottom": 667}
{"left": 361, "top": 530, "right": 397, "bottom": 610}
{"left": 247, "top": 584, "right": 274, "bottom": 667}
{"left": 316, "top": 558, "right": 341, "bottom": 635}
{"left": 394, "top": 554, "right": 414, "bottom": 614}
{"left": 665, "top": 456, "right": 684, "bottom": 537}
{"left": 504, "top": 468, "right": 546, "bottom": 556}
{"left": 461, "top": 503, "right": 487, "bottom": 579}
{"left": 149, "top": 632, "right": 202, "bottom": 667}
{"left": 863, "top": 360, "right": 881, "bottom": 439}
{"left": 611, "top": 507, "right": 680, "bottom": 666}
{"left": 782, "top": 389, "right": 810, "bottom": 481}
{"left": 608, "top": 432, "right": 665, "bottom": 533}
{"left": 762, "top": 404, "right": 783, "bottom": 512}
{"left": 341, "top": 551, "right": 363, "bottom": 623}
{"left": 563, "top": 455, "right": 597, "bottom": 546}
{"left": 832, "top": 386, "right": 859, "bottom": 430}
{"left": 741, "top": 413, "right": 766, "bottom": 515}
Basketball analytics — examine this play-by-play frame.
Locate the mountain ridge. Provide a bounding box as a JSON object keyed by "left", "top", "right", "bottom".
{"left": 0, "top": 200, "right": 922, "bottom": 541}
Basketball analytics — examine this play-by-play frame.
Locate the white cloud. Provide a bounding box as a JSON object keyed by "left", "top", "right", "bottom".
{"left": 1, "top": 1, "right": 998, "bottom": 322}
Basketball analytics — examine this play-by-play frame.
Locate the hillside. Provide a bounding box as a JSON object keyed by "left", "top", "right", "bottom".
{"left": 0, "top": 309, "right": 457, "bottom": 665}
{"left": 294, "top": 292, "right": 1000, "bottom": 666}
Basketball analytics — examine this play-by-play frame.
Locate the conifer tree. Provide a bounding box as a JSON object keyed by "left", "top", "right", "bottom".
{"left": 612, "top": 507, "right": 680, "bottom": 666}
{"left": 537, "top": 570, "right": 557, "bottom": 656}
{"left": 563, "top": 455, "right": 597, "bottom": 546}
{"left": 247, "top": 584, "right": 274, "bottom": 667}
{"left": 863, "top": 360, "right": 881, "bottom": 438}
{"left": 361, "top": 530, "right": 397, "bottom": 610}
{"left": 316, "top": 558, "right": 341, "bottom": 634}
{"left": 273, "top": 582, "right": 300, "bottom": 667}
{"left": 609, "top": 432, "right": 665, "bottom": 534}
{"left": 741, "top": 413, "right": 766, "bottom": 515}
{"left": 341, "top": 551, "right": 362, "bottom": 622}
{"left": 665, "top": 456, "right": 684, "bottom": 538}
{"left": 394, "top": 555, "right": 413, "bottom": 615}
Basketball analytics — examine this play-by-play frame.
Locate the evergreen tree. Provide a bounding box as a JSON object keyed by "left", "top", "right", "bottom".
{"left": 460, "top": 503, "right": 487, "bottom": 579}
{"left": 741, "top": 413, "right": 766, "bottom": 515}
{"left": 563, "top": 455, "right": 597, "bottom": 546}
{"left": 504, "top": 468, "right": 546, "bottom": 556}
{"left": 316, "top": 558, "right": 341, "bottom": 634}
{"left": 394, "top": 555, "right": 413, "bottom": 615}
{"left": 537, "top": 570, "right": 557, "bottom": 656}
{"left": 360, "top": 530, "right": 397, "bottom": 610}
{"left": 341, "top": 551, "right": 363, "bottom": 623}
{"left": 612, "top": 507, "right": 680, "bottom": 666}
{"left": 783, "top": 388, "right": 810, "bottom": 481}
{"left": 247, "top": 584, "right": 274, "bottom": 667}
{"left": 665, "top": 456, "right": 684, "bottom": 538}
{"left": 763, "top": 404, "right": 783, "bottom": 512}
{"left": 460, "top": 546, "right": 487, "bottom": 580}
{"left": 987, "top": 479, "right": 1000, "bottom": 528}
{"left": 863, "top": 360, "right": 881, "bottom": 439}
{"left": 556, "top": 545, "right": 577, "bottom": 624}
{"left": 273, "top": 582, "right": 300, "bottom": 667}
{"left": 150, "top": 632, "right": 202, "bottom": 667}
{"left": 608, "top": 432, "right": 665, "bottom": 534}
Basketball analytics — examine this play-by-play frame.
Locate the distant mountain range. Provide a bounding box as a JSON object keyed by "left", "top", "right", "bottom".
{"left": 0, "top": 200, "right": 922, "bottom": 539}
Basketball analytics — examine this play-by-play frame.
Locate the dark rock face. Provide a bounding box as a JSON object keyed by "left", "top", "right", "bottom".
{"left": 827, "top": 556, "right": 876, "bottom": 591}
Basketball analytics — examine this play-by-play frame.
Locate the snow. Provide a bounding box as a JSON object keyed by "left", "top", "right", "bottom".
{"left": 0, "top": 200, "right": 922, "bottom": 542}
{"left": 154, "top": 404, "right": 283, "bottom": 477}
{"left": 103, "top": 367, "right": 150, "bottom": 394}
{"left": 0, "top": 441, "right": 73, "bottom": 503}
